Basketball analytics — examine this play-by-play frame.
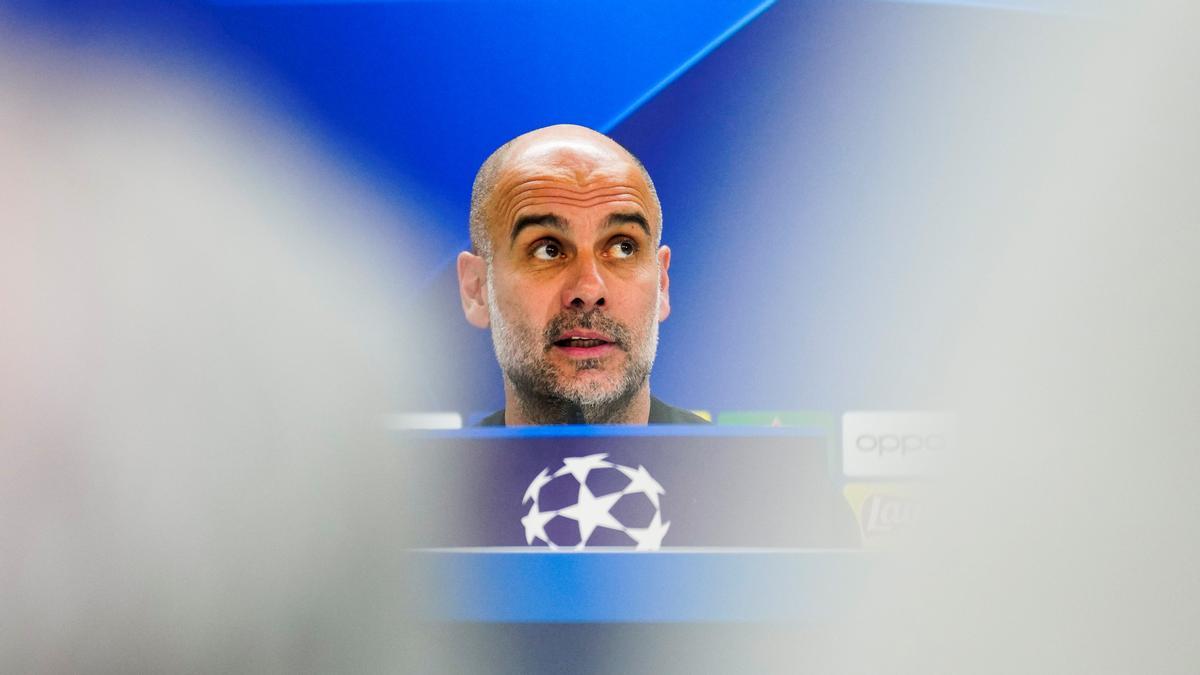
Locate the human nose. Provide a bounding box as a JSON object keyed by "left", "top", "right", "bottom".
{"left": 561, "top": 252, "right": 607, "bottom": 310}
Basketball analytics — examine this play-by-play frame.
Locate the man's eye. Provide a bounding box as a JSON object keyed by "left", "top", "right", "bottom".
{"left": 609, "top": 239, "right": 637, "bottom": 259}
{"left": 532, "top": 241, "right": 562, "bottom": 260}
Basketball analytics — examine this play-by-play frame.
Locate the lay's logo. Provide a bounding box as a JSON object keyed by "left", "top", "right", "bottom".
{"left": 843, "top": 482, "right": 922, "bottom": 545}
{"left": 862, "top": 493, "right": 921, "bottom": 535}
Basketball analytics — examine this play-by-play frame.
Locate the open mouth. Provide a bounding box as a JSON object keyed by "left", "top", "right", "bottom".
{"left": 552, "top": 337, "right": 611, "bottom": 349}
{"left": 550, "top": 330, "right": 619, "bottom": 357}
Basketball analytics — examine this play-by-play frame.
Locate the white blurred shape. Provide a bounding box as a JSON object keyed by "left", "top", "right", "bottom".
{"left": 0, "top": 23, "right": 453, "bottom": 674}
{"left": 384, "top": 412, "right": 464, "bottom": 430}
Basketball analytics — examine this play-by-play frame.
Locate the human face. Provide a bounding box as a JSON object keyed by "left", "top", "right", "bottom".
{"left": 482, "top": 142, "right": 670, "bottom": 414}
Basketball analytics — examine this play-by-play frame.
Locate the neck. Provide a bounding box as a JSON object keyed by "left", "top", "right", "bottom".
{"left": 502, "top": 380, "right": 651, "bottom": 426}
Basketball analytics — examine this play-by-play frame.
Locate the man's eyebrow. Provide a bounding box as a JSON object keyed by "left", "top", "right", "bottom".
{"left": 510, "top": 214, "right": 566, "bottom": 244}
{"left": 605, "top": 212, "right": 651, "bottom": 237}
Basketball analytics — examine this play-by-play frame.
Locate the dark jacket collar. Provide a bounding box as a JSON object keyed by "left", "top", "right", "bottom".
{"left": 476, "top": 396, "right": 709, "bottom": 426}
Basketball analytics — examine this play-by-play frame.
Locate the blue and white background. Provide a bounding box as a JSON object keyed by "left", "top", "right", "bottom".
{"left": 4, "top": 0, "right": 1082, "bottom": 417}
{"left": 5, "top": 2, "right": 1198, "bottom": 672}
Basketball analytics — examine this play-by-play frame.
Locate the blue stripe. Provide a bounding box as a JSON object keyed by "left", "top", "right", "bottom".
{"left": 412, "top": 549, "right": 876, "bottom": 623}
{"left": 401, "top": 424, "right": 830, "bottom": 440}
{"left": 601, "top": 0, "right": 778, "bottom": 133}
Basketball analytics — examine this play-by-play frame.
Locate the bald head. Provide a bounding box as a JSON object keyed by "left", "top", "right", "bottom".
{"left": 468, "top": 124, "right": 661, "bottom": 260}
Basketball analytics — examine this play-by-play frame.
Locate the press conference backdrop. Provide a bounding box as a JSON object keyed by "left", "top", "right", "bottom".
{"left": 4, "top": 0, "right": 1084, "bottom": 418}
{"left": 8, "top": 2, "right": 1198, "bottom": 673}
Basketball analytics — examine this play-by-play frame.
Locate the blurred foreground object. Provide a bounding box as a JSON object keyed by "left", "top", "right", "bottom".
{"left": 810, "top": 2, "right": 1200, "bottom": 673}
{"left": 2, "top": 0, "right": 1199, "bottom": 672}
{"left": 0, "top": 26, "right": 447, "bottom": 672}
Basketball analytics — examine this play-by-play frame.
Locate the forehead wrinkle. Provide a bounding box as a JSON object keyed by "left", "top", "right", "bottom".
{"left": 506, "top": 187, "right": 649, "bottom": 210}
{"left": 501, "top": 193, "right": 654, "bottom": 241}
{"left": 507, "top": 197, "right": 651, "bottom": 224}
{"left": 506, "top": 190, "right": 648, "bottom": 210}
{"left": 505, "top": 180, "right": 641, "bottom": 195}
{"left": 487, "top": 153, "right": 660, "bottom": 248}
{"left": 498, "top": 179, "right": 651, "bottom": 215}
{"left": 496, "top": 174, "right": 644, "bottom": 202}
{"left": 498, "top": 172, "right": 652, "bottom": 217}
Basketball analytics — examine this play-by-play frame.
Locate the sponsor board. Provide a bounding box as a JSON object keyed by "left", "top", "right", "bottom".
{"left": 842, "top": 411, "right": 952, "bottom": 477}
{"left": 717, "top": 410, "right": 834, "bottom": 430}
{"left": 842, "top": 482, "right": 923, "bottom": 545}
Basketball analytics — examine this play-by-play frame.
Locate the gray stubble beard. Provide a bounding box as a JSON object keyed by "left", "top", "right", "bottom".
{"left": 486, "top": 265, "right": 659, "bottom": 424}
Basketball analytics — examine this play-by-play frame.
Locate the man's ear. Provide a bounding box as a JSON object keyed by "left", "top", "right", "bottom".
{"left": 656, "top": 245, "right": 671, "bottom": 322}
{"left": 457, "top": 251, "right": 491, "bottom": 329}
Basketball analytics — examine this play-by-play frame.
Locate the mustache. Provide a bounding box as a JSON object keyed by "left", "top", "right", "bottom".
{"left": 542, "top": 309, "right": 631, "bottom": 350}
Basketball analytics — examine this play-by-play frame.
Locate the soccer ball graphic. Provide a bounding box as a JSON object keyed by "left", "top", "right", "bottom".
{"left": 521, "top": 453, "right": 670, "bottom": 550}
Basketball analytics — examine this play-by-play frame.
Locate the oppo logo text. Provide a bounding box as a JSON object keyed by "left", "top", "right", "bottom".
{"left": 855, "top": 434, "right": 945, "bottom": 456}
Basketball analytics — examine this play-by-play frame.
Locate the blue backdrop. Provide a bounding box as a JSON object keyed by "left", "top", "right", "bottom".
{"left": 9, "top": 0, "right": 1067, "bottom": 417}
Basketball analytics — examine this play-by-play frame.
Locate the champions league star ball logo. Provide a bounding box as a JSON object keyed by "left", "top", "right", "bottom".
{"left": 521, "top": 453, "right": 670, "bottom": 550}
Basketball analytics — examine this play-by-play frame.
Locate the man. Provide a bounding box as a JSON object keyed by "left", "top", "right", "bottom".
{"left": 456, "top": 124, "right": 708, "bottom": 426}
